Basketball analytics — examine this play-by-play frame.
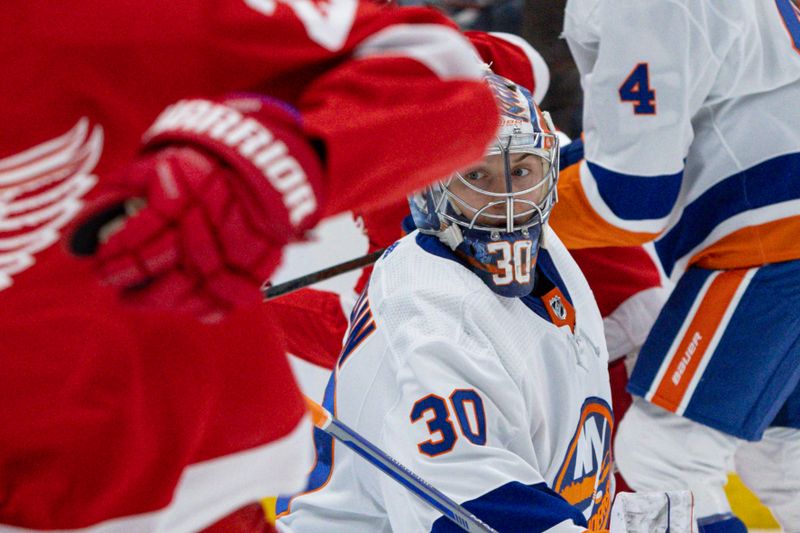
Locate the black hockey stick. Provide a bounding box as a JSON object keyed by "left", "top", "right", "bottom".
{"left": 261, "top": 248, "right": 385, "bottom": 301}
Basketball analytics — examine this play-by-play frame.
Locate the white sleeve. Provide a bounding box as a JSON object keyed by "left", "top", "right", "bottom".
{"left": 375, "top": 328, "right": 590, "bottom": 532}
{"left": 562, "top": 0, "right": 725, "bottom": 232}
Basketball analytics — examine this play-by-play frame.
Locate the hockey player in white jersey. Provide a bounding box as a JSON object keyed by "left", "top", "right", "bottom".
{"left": 551, "top": 1, "right": 800, "bottom": 532}
{"left": 276, "top": 73, "right": 694, "bottom": 533}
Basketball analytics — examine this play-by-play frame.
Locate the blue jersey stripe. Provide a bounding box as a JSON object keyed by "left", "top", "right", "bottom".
{"left": 430, "top": 481, "right": 587, "bottom": 532}
{"left": 680, "top": 262, "right": 800, "bottom": 438}
{"left": 776, "top": 0, "right": 800, "bottom": 49}
{"left": 536, "top": 249, "right": 573, "bottom": 305}
{"left": 339, "top": 321, "right": 376, "bottom": 368}
{"left": 655, "top": 152, "right": 800, "bottom": 275}
{"left": 560, "top": 138, "right": 585, "bottom": 170}
{"left": 697, "top": 513, "right": 747, "bottom": 533}
{"left": 350, "top": 289, "right": 368, "bottom": 323}
{"left": 276, "top": 372, "right": 338, "bottom": 515}
{"left": 587, "top": 160, "right": 683, "bottom": 220}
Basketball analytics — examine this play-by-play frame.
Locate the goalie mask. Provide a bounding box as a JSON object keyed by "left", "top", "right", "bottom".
{"left": 410, "top": 72, "right": 559, "bottom": 297}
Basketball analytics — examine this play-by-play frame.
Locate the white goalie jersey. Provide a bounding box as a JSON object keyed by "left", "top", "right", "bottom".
{"left": 276, "top": 226, "right": 614, "bottom": 533}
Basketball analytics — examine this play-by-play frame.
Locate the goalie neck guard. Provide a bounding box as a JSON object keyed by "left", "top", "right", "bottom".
{"left": 409, "top": 72, "right": 559, "bottom": 297}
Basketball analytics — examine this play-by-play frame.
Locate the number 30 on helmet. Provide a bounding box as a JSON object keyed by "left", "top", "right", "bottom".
{"left": 409, "top": 71, "right": 560, "bottom": 297}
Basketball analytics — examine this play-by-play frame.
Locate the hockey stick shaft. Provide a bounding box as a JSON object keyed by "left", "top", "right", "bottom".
{"left": 262, "top": 249, "right": 385, "bottom": 301}
{"left": 304, "top": 398, "right": 498, "bottom": 533}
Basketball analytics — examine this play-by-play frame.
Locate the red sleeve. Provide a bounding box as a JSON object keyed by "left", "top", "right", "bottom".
{"left": 268, "top": 288, "right": 350, "bottom": 369}
{"left": 199, "top": 0, "right": 499, "bottom": 220}
{"left": 569, "top": 246, "right": 661, "bottom": 317}
{"left": 0, "top": 307, "right": 309, "bottom": 530}
{"left": 465, "top": 31, "right": 551, "bottom": 103}
{"left": 0, "top": 1, "right": 499, "bottom": 530}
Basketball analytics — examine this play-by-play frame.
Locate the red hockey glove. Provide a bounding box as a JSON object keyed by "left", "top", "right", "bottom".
{"left": 69, "top": 95, "right": 324, "bottom": 321}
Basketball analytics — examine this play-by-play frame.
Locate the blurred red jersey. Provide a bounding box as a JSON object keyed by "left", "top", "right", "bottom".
{"left": 0, "top": 1, "right": 496, "bottom": 530}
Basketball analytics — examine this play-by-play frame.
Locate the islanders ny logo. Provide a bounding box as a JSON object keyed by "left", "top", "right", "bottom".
{"left": 552, "top": 397, "right": 614, "bottom": 530}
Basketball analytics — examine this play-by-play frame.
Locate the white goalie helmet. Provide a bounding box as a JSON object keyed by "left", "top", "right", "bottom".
{"left": 409, "top": 71, "right": 560, "bottom": 297}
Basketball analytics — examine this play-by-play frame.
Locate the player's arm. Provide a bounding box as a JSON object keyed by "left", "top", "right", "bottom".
{"left": 69, "top": 1, "right": 498, "bottom": 319}
{"left": 376, "top": 335, "right": 595, "bottom": 532}
{"left": 369, "top": 299, "right": 693, "bottom": 532}
{"left": 465, "top": 30, "right": 550, "bottom": 103}
{"left": 145, "top": 0, "right": 499, "bottom": 217}
{"left": 550, "top": 0, "right": 722, "bottom": 249}
{"left": 268, "top": 287, "right": 350, "bottom": 369}
{"left": 224, "top": 0, "right": 500, "bottom": 217}
{"left": 366, "top": 289, "right": 593, "bottom": 532}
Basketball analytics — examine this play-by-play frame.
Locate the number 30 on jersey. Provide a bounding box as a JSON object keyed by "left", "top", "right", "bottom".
{"left": 411, "top": 389, "right": 487, "bottom": 457}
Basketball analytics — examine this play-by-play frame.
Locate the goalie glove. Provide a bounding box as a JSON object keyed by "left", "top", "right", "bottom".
{"left": 609, "top": 491, "right": 696, "bottom": 533}
{"left": 68, "top": 95, "right": 324, "bottom": 322}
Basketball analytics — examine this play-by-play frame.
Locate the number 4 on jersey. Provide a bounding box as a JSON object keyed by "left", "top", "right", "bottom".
{"left": 619, "top": 63, "right": 656, "bottom": 115}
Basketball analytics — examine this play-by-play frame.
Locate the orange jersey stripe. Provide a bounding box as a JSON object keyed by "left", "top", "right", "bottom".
{"left": 690, "top": 214, "right": 800, "bottom": 270}
{"left": 549, "top": 162, "right": 659, "bottom": 248}
{"left": 650, "top": 269, "right": 749, "bottom": 411}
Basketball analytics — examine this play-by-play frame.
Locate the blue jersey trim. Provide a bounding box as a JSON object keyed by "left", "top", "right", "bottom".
{"left": 348, "top": 284, "right": 371, "bottom": 323}
{"left": 655, "top": 152, "right": 800, "bottom": 275}
{"left": 430, "top": 481, "right": 587, "bottom": 532}
{"left": 402, "top": 214, "right": 417, "bottom": 235}
{"left": 339, "top": 287, "right": 376, "bottom": 369}
{"left": 587, "top": 160, "right": 682, "bottom": 220}
{"left": 697, "top": 513, "right": 748, "bottom": 533}
{"left": 416, "top": 233, "right": 574, "bottom": 327}
{"left": 560, "top": 138, "right": 585, "bottom": 170}
{"left": 339, "top": 322, "right": 376, "bottom": 369}
{"left": 535, "top": 248, "right": 573, "bottom": 304}
{"left": 776, "top": 0, "right": 800, "bottom": 50}
{"left": 415, "top": 232, "right": 463, "bottom": 264}
{"left": 275, "top": 372, "right": 337, "bottom": 515}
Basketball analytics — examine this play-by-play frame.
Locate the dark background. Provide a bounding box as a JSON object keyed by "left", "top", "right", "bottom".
{"left": 419, "top": 0, "right": 583, "bottom": 138}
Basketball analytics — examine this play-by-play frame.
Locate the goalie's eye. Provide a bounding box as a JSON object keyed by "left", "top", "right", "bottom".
{"left": 511, "top": 167, "right": 531, "bottom": 178}
{"left": 463, "top": 169, "right": 488, "bottom": 181}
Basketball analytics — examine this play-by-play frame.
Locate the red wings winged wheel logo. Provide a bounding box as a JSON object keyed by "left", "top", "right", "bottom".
{"left": 0, "top": 119, "right": 103, "bottom": 291}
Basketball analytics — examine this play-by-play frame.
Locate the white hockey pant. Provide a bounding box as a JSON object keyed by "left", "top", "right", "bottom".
{"left": 615, "top": 398, "right": 800, "bottom": 532}
{"left": 735, "top": 426, "right": 800, "bottom": 532}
